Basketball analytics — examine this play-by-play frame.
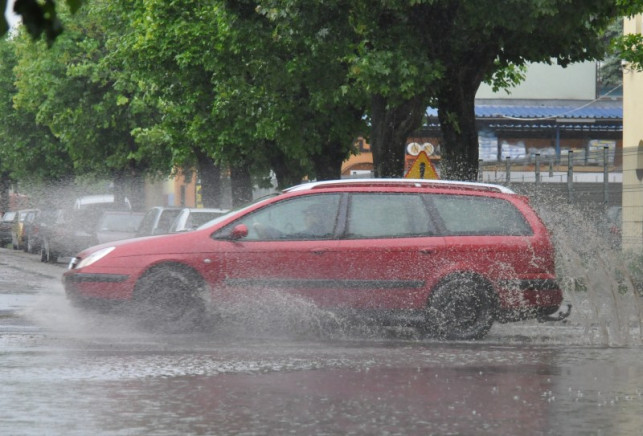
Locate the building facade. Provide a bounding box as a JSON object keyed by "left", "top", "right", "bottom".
{"left": 622, "top": 17, "right": 643, "bottom": 252}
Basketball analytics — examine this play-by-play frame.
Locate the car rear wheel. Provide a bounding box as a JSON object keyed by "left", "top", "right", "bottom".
{"left": 26, "top": 235, "right": 36, "bottom": 253}
{"left": 425, "top": 274, "right": 497, "bottom": 340}
{"left": 132, "top": 266, "right": 209, "bottom": 332}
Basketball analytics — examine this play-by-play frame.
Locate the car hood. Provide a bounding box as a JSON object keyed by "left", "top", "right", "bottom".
{"left": 76, "top": 229, "right": 208, "bottom": 259}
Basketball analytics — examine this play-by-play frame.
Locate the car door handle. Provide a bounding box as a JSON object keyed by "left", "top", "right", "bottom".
{"left": 419, "top": 248, "right": 435, "bottom": 255}
{"left": 311, "top": 249, "right": 327, "bottom": 255}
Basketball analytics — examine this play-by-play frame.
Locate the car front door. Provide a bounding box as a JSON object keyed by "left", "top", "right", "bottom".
{"left": 213, "top": 194, "right": 343, "bottom": 306}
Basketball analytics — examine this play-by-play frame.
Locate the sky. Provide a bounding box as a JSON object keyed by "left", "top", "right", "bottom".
{"left": 4, "top": 0, "right": 19, "bottom": 29}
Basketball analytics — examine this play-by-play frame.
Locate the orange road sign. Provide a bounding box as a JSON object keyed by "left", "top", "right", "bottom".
{"left": 404, "top": 151, "right": 439, "bottom": 179}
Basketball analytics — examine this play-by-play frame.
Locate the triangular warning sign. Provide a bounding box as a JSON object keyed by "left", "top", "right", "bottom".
{"left": 404, "top": 151, "right": 439, "bottom": 179}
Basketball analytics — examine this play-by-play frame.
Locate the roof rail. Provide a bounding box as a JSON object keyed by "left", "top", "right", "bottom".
{"left": 284, "top": 178, "right": 516, "bottom": 194}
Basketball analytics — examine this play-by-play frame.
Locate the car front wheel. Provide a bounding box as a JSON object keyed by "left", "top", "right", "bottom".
{"left": 425, "top": 274, "right": 497, "bottom": 340}
{"left": 132, "top": 266, "right": 209, "bottom": 332}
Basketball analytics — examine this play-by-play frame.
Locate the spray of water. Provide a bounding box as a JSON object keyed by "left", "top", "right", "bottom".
{"left": 529, "top": 191, "right": 643, "bottom": 347}
{"left": 14, "top": 179, "right": 642, "bottom": 347}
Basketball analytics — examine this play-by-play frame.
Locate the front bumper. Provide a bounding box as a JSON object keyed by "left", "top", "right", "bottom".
{"left": 63, "top": 271, "right": 135, "bottom": 302}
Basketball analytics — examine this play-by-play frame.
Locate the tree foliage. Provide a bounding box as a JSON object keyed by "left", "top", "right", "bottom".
{"left": 2, "top": 0, "right": 643, "bottom": 209}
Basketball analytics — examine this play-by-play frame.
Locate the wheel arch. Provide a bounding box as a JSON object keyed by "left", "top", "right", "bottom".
{"left": 428, "top": 271, "right": 499, "bottom": 311}
{"left": 133, "top": 261, "right": 208, "bottom": 299}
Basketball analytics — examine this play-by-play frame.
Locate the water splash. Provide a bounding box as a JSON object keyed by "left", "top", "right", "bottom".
{"left": 532, "top": 193, "right": 643, "bottom": 347}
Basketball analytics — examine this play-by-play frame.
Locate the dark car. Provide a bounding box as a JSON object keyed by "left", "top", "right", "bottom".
{"left": 136, "top": 206, "right": 182, "bottom": 237}
{"left": 64, "top": 179, "right": 567, "bottom": 340}
{"left": 0, "top": 211, "right": 17, "bottom": 247}
{"left": 20, "top": 209, "right": 41, "bottom": 253}
{"left": 40, "top": 195, "right": 132, "bottom": 262}
{"left": 40, "top": 208, "right": 104, "bottom": 263}
{"left": 11, "top": 208, "right": 39, "bottom": 250}
{"left": 25, "top": 208, "right": 67, "bottom": 254}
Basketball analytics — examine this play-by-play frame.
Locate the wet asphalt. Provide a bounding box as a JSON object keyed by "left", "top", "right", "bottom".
{"left": 1, "top": 247, "right": 643, "bottom": 435}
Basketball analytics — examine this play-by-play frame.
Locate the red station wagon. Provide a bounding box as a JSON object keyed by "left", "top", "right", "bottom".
{"left": 63, "top": 179, "right": 568, "bottom": 340}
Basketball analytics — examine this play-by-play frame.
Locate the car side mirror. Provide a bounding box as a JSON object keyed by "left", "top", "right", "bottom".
{"left": 230, "top": 224, "right": 248, "bottom": 240}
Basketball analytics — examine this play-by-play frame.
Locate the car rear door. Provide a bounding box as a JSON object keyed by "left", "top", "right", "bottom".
{"left": 213, "top": 194, "right": 343, "bottom": 305}
{"left": 428, "top": 194, "right": 548, "bottom": 287}
{"left": 331, "top": 192, "right": 447, "bottom": 310}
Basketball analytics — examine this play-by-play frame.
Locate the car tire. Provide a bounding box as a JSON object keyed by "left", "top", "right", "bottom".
{"left": 41, "top": 238, "right": 58, "bottom": 263}
{"left": 132, "top": 266, "right": 209, "bottom": 333}
{"left": 425, "top": 274, "right": 497, "bottom": 340}
{"left": 26, "top": 235, "right": 35, "bottom": 253}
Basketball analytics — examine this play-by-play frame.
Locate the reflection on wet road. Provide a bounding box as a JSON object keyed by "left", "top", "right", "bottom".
{"left": 1, "top": 248, "right": 643, "bottom": 435}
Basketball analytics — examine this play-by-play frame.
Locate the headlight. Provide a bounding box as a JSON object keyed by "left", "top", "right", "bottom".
{"left": 73, "top": 246, "right": 116, "bottom": 269}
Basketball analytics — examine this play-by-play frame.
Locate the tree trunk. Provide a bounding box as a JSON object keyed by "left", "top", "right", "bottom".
{"left": 230, "top": 163, "right": 253, "bottom": 207}
{"left": 436, "top": 79, "right": 481, "bottom": 182}
{"left": 267, "top": 141, "right": 307, "bottom": 189}
{"left": 312, "top": 139, "right": 346, "bottom": 181}
{"left": 113, "top": 169, "right": 145, "bottom": 211}
{"left": 0, "top": 172, "right": 10, "bottom": 214}
{"left": 195, "top": 150, "right": 223, "bottom": 208}
{"left": 370, "top": 94, "right": 426, "bottom": 178}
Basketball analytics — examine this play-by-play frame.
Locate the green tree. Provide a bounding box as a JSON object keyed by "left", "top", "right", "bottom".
{"left": 11, "top": 1, "right": 164, "bottom": 208}
{"left": 127, "top": 0, "right": 367, "bottom": 207}
{"left": 261, "top": 0, "right": 643, "bottom": 180}
{"left": 350, "top": 0, "right": 640, "bottom": 180}
{"left": 0, "top": 35, "right": 74, "bottom": 205}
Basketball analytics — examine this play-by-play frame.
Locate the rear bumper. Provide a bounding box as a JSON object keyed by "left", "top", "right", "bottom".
{"left": 497, "top": 278, "right": 562, "bottom": 307}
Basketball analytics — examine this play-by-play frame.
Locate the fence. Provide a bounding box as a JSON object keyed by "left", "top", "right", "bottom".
{"left": 477, "top": 146, "right": 642, "bottom": 250}
{"left": 478, "top": 147, "right": 621, "bottom": 204}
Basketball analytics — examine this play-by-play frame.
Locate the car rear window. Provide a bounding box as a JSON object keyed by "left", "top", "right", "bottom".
{"left": 2, "top": 212, "right": 16, "bottom": 222}
{"left": 430, "top": 195, "right": 533, "bottom": 236}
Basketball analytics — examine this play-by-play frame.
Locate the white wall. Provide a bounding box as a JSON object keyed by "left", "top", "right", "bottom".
{"left": 477, "top": 61, "right": 597, "bottom": 100}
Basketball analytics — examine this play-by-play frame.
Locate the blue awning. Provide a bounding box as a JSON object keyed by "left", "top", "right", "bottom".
{"left": 426, "top": 104, "right": 622, "bottom": 120}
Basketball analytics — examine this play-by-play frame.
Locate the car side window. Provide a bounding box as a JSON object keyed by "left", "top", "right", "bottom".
{"left": 346, "top": 193, "right": 435, "bottom": 239}
{"left": 227, "top": 194, "right": 342, "bottom": 241}
{"left": 430, "top": 195, "right": 533, "bottom": 236}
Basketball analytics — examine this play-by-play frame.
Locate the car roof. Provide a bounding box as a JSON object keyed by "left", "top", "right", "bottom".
{"left": 283, "top": 178, "right": 516, "bottom": 194}
{"left": 180, "top": 208, "right": 230, "bottom": 213}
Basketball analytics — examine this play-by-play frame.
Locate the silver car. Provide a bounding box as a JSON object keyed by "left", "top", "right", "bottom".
{"left": 168, "top": 207, "right": 230, "bottom": 232}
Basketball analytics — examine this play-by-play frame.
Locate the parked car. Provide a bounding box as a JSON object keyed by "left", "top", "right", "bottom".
{"left": 24, "top": 208, "right": 59, "bottom": 254}
{"left": 19, "top": 209, "right": 40, "bottom": 252}
{"left": 11, "top": 208, "right": 39, "bottom": 250}
{"left": 95, "top": 211, "right": 145, "bottom": 244}
{"left": 40, "top": 208, "right": 104, "bottom": 263}
{"left": 0, "top": 211, "right": 17, "bottom": 246}
{"left": 74, "top": 194, "right": 131, "bottom": 211}
{"left": 64, "top": 179, "right": 567, "bottom": 339}
{"left": 32, "top": 209, "right": 64, "bottom": 258}
{"left": 38, "top": 195, "right": 133, "bottom": 261}
{"left": 136, "top": 206, "right": 182, "bottom": 237}
{"left": 168, "top": 208, "right": 230, "bottom": 233}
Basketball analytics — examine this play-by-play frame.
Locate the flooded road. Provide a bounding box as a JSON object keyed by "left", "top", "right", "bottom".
{"left": 2, "top": 247, "right": 643, "bottom": 435}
